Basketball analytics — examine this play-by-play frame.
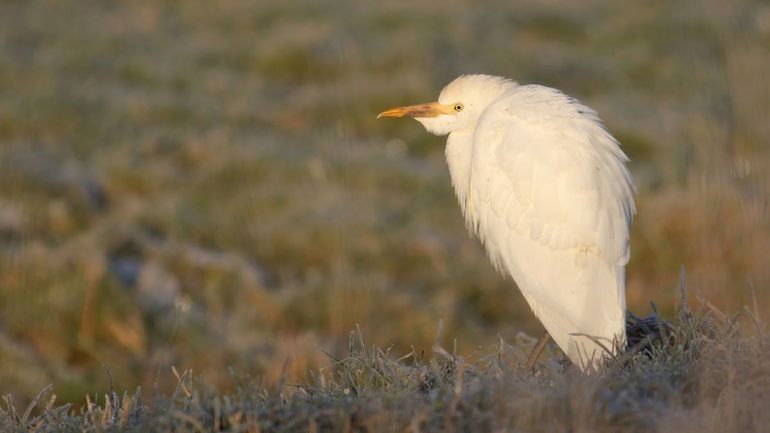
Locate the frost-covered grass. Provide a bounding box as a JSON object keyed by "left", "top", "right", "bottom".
{"left": 3, "top": 302, "right": 769, "bottom": 432}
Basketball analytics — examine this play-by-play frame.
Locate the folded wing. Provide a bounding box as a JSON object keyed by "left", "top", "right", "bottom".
{"left": 467, "top": 85, "right": 636, "bottom": 369}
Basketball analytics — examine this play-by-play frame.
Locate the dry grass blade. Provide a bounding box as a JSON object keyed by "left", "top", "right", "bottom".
{"left": 680, "top": 264, "right": 689, "bottom": 313}
{"left": 2, "top": 395, "right": 19, "bottom": 425}
{"left": 20, "top": 384, "right": 53, "bottom": 427}
{"left": 698, "top": 295, "right": 729, "bottom": 324}
{"left": 747, "top": 278, "right": 762, "bottom": 329}
{"left": 172, "top": 366, "right": 193, "bottom": 399}
{"left": 525, "top": 333, "right": 550, "bottom": 371}
{"left": 0, "top": 405, "right": 7, "bottom": 425}
{"left": 172, "top": 410, "right": 206, "bottom": 433}
{"left": 570, "top": 333, "right": 615, "bottom": 357}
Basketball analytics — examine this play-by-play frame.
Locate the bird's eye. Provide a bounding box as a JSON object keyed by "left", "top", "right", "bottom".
{"left": 453, "top": 103, "right": 464, "bottom": 112}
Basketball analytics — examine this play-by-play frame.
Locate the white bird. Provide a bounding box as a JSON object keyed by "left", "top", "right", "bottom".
{"left": 378, "top": 74, "right": 636, "bottom": 371}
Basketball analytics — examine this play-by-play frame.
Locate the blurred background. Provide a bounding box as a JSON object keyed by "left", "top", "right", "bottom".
{"left": 1, "top": 0, "right": 768, "bottom": 403}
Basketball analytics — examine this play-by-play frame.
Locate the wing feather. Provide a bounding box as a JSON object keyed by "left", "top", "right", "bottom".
{"left": 467, "top": 85, "right": 636, "bottom": 369}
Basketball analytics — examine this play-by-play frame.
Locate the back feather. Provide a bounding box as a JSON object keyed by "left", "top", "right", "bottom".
{"left": 464, "top": 84, "right": 635, "bottom": 369}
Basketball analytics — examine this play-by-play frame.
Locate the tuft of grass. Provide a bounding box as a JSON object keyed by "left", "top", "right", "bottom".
{"left": 2, "top": 300, "right": 768, "bottom": 432}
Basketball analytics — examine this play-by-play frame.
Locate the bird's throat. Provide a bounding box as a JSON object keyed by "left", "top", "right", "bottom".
{"left": 445, "top": 130, "right": 476, "bottom": 228}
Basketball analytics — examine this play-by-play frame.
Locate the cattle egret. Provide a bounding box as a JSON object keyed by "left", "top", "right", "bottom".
{"left": 378, "top": 74, "right": 636, "bottom": 371}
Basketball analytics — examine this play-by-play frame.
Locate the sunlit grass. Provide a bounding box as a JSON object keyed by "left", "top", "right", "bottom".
{"left": 2, "top": 302, "right": 768, "bottom": 432}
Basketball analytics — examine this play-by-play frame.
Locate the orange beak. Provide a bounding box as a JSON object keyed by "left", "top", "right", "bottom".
{"left": 377, "top": 102, "right": 453, "bottom": 119}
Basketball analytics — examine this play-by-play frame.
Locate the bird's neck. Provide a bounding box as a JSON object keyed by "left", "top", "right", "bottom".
{"left": 445, "top": 130, "right": 476, "bottom": 227}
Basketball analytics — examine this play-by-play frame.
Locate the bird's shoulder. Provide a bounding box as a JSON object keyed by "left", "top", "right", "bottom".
{"left": 480, "top": 84, "right": 599, "bottom": 128}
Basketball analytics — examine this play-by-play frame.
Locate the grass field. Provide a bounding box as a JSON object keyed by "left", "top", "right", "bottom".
{"left": 2, "top": 306, "right": 769, "bottom": 432}
{"left": 1, "top": 0, "right": 769, "bottom": 430}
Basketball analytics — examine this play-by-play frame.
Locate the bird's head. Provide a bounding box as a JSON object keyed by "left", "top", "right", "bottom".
{"left": 378, "top": 74, "right": 517, "bottom": 136}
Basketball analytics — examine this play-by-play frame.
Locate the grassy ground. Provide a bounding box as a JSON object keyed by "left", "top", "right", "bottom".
{"left": 3, "top": 303, "right": 769, "bottom": 432}
{"left": 1, "top": 0, "right": 769, "bottom": 425}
